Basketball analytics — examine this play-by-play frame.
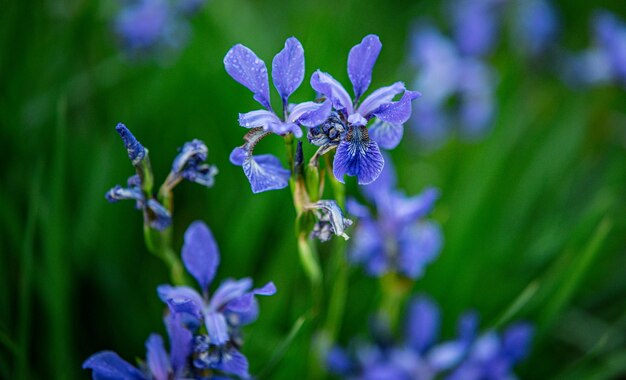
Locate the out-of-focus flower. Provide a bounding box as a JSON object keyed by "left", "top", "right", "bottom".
{"left": 347, "top": 156, "right": 442, "bottom": 279}
{"left": 409, "top": 27, "right": 497, "bottom": 143}
{"left": 157, "top": 221, "right": 276, "bottom": 378}
{"left": 449, "top": 0, "right": 504, "bottom": 57}
{"left": 83, "top": 314, "right": 193, "bottom": 380}
{"left": 114, "top": 0, "right": 206, "bottom": 58}
{"left": 512, "top": 0, "right": 560, "bottom": 58}
{"left": 310, "top": 34, "right": 421, "bottom": 185}
{"left": 224, "top": 37, "right": 331, "bottom": 193}
{"left": 327, "top": 295, "right": 534, "bottom": 380}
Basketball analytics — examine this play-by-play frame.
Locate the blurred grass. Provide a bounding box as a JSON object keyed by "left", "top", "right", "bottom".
{"left": 1, "top": 0, "right": 626, "bottom": 379}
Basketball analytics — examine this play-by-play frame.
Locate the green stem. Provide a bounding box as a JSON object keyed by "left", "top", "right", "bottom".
{"left": 144, "top": 225, "right": 186, "bottom": 286}
{"left": 379, "top": 273, "right": 413, "bottom": 330}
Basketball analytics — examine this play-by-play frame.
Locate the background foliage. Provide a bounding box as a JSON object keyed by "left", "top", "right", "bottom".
{"left": 1, "top": 0, "right": 625, "bottom": 379}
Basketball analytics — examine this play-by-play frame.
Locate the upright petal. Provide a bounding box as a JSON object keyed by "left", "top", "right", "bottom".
{"left": 356, "top": 82, "right": 405, "bottom": 118}
{"left": 368, "top": 120, "right": 404, "bottom": 150}
{"left": 398, "top": 222, "right": 442, "bottom": 279}
{"left": 83, "top": 351, "right": 145, "bottom": 380}
{"left": 224, "top": 44, "right": 271, "bottom": 109}
{"left": 272, "top": 37, "right": 305, "bottom": 102}
{"left": 204, "top": 312, "right": 230, "bottom": 345}
{"left": 333, "top": 126, "right": 384, "bottom": 185}
{"left": 146, "top": 335, "right": 171, "bottom": 380}
{"left": 371, "top": 90, "right": 421, "bottom": 125}
{"left": 165, "top": 314, "right": 192, "bottom": 374}
{"left": 289, "top": 100, "right": 332, "bottom": 127}
{"left": 348, "top": 34, "right": 382, "bottom": 100}
{"left": 182, "top": 221, "right": 220, "bottom": 291}
{"left": 406, "top": 296, "right": 440, "bottom": 352}
{"left": 310, "top": 70, "right": 353, "bottom": 113}
{"left": 242, "top": 154, "right": 290, "bottom": 193}
{"left": 214, "top": 348, "right": 250, "bottom": 379}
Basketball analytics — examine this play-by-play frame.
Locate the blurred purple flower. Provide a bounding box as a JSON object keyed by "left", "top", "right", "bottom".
{"left": 224, "top": 37, "right": 332, "bottom": 193}
{"left": 157, "top": 221, "right": 276, "bottom": 378}
{"left": 328, "top": 296, "right": 533, "bottom": 380}
{"left": 449, "top": 0, "right": 504, "bottom": 57}
{"left": 409, "top": 27, "right": 496, "bottom": 144}
{"left": 512, "top": 0, "right": 560, "bottom": 58}
{"left": 347, "top": 157, "right": 442, "bottom": 279}
{"left": 310, "top": 34, "right": 421, "bottom": 185}
{"left": 84, "top": 314, "right": 193, "bottom": 380}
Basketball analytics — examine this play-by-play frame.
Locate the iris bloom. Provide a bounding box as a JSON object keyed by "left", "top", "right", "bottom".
{"left": 347, "top": 157, "right": 442, "bottom": 279}
{"left": 310, "top": 34, "right": 420, "bottom": 185}
{"left": 224, "top": 37, "right": 331, "bottom": 193}
{"left": 157, "top": 221, "right": 276, "bottom": 378}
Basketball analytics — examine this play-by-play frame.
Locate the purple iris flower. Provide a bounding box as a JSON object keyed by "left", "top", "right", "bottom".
{"left": 327, "top": 296, "right": 534, "bottom": 380}
{"left": 224, "top": 37, "right": 332, "bottom": 193}
{"left": 449, "top": 0, "right": 503, "bottom": 57}
{"left": 157, "top": 221, "right": 276, "bottom": 378}
{"left": 83, "top": 313, "right": 193, "bottom": 380}
{"left": 512, "top": 0, "right": 560, "bottom": 58}
{"left": 409, "top": 27, "right": 496, "bottom": 143}
{"left": 347, "top": 157, "right": 442, "bottom": 279}
{"left": 310, "top": 34, "right": 421, "bottom": 185}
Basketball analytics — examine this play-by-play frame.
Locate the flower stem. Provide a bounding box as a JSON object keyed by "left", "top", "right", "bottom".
{"left": 379, "top": 273, "right": 413, "bottom": 330}
{"left": 143, "top": 224, "right": 186, "bottom": 286}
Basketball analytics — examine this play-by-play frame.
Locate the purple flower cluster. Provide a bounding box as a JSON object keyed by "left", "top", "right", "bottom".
{"left": 224, "top": 35, "right": 420, "bottom": 191}
{"left": 105, "top": 123, "right": 217, "bottom": 230}
{"left": 347, "top": 157, "right": 442, "bottom": 279}
{"left": 114, "top": 0, "right": 206, "bottom": 57}
{"left": 328, "top": 295, "right": 533, "bottom": 380}
{"left": 84, "top": 221, "right": 276, "bottom": 379}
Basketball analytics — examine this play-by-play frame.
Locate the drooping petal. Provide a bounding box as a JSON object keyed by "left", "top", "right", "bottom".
{"left": 310, "top": 70, "right": 353, "bottom": 113}
{"left": 356, "top": 82, "right": 405, "bottom": 118}
{"left": 333, "top": 126, "right": 384, "bottom": 185}
{"left": 165, "top": 314, "right": 192, "bottom": 375}
{"left": 171, "top": 139, "right": 208, "bottom": 173}
{"left": 204, "top": 312, "right": 230, "bottom": 345}
{"left": 348, "top": 34, "right": 382, "bottom": 100}
{"left": 272, "top": 37, "right": 305, "bottom": 102}
{"left": 371, "top": 90, "right": 421, "bottom": 125}
{"left": 242, "top": 154, "right": 290, "bottom": 193}
{"left": 310, "top": 200, "right": 353, "bottom": 240}
{"left": 397, "top": 221, "right": 442, "bottom": 279}
{"left": 146, "top": 199, "right": 172, "bottom": 231}
{"left": 361, "top": 154, "right": 397, "bottom": 201}
{"left": 224, "top": 44, "right": 271, "bottom": 109}
{"left": 83, "top": 351, "right": 146, "bottom": 380}
{"left": 209, "top": 278, "right": 253, "bottom": 310}
{"left": 214, "top": 348, "right": 250, "bottom": 379}
{"left": 105, "top": 185, "right": 143, "bottom": 203}
{"left": 406, "top": 296, "right": 440, "bottom": 352}
{"left": 229, "top": 147, "right": 247, "bottom": 166}
{"left": 146, "top": 335, "right": 171, "bottom": 380}
{"left": 289, "top": 99, "right": 332, "bottom": 127}
{"left": 181, "top": 221, "right": 219, "bottom": 292}
{"left": 157, "top": 285, "right": 204, "bottom": 320}
{"left": 369, "top": 119, "right": 404, "bottom": 150}
{"left": 238, "top": 109, "right": 282, "bottom": 130}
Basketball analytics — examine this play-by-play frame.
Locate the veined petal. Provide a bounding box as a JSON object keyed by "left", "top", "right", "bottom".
{"left": 224, "top": 44, "right": 271, "bottom": 110}
{"left": 333, "top": 126, "right": 385, "bottom": 185}
{"left": 348, "top": 34, "right": 382, "bottom": 100}
{"left": 369, "top": 119, "right": 404, "bottom": 150}
{"left": 165, "top": 314, "right": 192, "bottom": 375}
{"left": 310, "top": 70, "right": 353, "bottom": 113}
{"left": 182, "top": 221, "right": 220, "bottom": 292}
{"left": 406, "top": 296, "right": 440, "bottom": 352}
{"left": 361, "top": 153, "right": 397, "bottom": 200}
{"left": 398, "top": 222, "right": 443, "bottom": 279}
{"left": 146, "top": 335, "right": 171, "bottom": 380}
{"left": 209, "top": 278, "right": 253, "bottom": 310}
{"left": 242, "top": 154, "right": 290, "bottom": 193}
{"left": 289, "top": 100, "right": 332, "bottom": 128}
{"left": 371, "top": 90, "right": 421, "bottom": 125}
{"left": 272, "top": 37, "right": 305, "bottom": 102}
{"left": 83, "top": 351, "right": 146, "bottom": 380}
{"left": 229, "top": 147, "right": 247, "bottom": 166}
{"left": 238, "top": 109, "right": 281, "bottom": 129}
{"left": 356, "top": 82, "right": 405, "bottom": 117}
{"left": 204, "top": 312, "right": 229, "bottom": 345}
{"left": 214, "top": 348, "right": 250, "bottom": 379}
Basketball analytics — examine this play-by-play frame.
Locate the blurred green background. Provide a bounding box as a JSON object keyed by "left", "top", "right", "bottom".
{"left": 1, "top": 0, "right": 626, "bottom": 379}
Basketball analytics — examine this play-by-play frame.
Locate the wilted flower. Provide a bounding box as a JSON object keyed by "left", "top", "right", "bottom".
{"left": 327, "top": 295, "right": 533, "bottom": 380}
{"left": 224, "top": 37, "right": 331, "bottom": 193}
{"left": 347, "top": 157, "right": 442, "bottom": 279}
{"left": 157, "top": 221, "right": 276, "bottom": 378}
{"left": 310, "top": 34, "right": 421, "bottom": 185}
{"left": 309, "top": 200, "right": 353, "bottom": 242}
